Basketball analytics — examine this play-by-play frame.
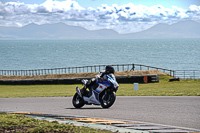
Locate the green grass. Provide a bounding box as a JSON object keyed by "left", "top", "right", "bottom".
{"left": 0, "top": 113, "right": 111, "bottom": 133}
{"left": 0, "top": 75, "right": 200, "bottom": 97}
{"left": 0, "top": 84, "right": 76, "bottom": 98}
{"left": 117, "top": 75, "right": 200, "bottom": 96}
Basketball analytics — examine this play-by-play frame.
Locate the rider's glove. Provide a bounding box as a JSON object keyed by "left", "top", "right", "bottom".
{"left": 91, "top": 78, "right": 96, "bottom": 82}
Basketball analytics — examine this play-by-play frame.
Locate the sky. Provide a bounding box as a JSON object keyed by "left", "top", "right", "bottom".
{"left": 0, "top": 0, "right": 200, "bottom": 33}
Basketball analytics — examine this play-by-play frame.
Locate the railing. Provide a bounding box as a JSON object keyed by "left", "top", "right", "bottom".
{"left": 0, "top": 64, "right": 174, "bottom": 76}
{"left": 174, "top": 70, "right": 200, "bottom": 79}
{"left": 0, "top": 64, "right": 199, "bottom": 79}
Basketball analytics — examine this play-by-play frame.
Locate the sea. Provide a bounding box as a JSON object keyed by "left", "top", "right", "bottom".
{"left": 0, "top": 39, "right": 200, "bottom": 71}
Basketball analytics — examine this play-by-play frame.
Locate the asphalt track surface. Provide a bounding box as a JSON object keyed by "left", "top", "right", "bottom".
{"left": 0, "top": 96, "right": 200, "bottom": 130}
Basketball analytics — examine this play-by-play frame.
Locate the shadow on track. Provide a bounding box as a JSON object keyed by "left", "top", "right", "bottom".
{"left": 65, "top": 107, "right": 108, "bottom": 110}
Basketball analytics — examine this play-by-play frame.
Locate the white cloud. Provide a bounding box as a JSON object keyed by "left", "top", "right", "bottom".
{"left": 41, "top": 0, "right": 84, "bottom": 12}
{"left": 189, "top": 5, "right": 200, "bottom": 12}
{"left": 0, "top": 0, "right": 199, "bottom": 33}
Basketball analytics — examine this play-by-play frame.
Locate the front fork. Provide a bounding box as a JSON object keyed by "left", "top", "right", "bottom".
{"left": 76, "top": 86, "right": 82, "bottom": 98}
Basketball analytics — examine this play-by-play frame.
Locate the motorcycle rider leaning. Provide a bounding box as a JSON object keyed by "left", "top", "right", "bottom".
{"left": 82, "top": 65, "right": 116, "bottom": 97}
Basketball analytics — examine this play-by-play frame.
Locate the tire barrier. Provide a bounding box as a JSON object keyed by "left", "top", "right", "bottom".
{"left": 0, "top": 75, "right": 159, "bottom": 85}
{"left": 169, "top": 77, "right": 180, "bottom": 82}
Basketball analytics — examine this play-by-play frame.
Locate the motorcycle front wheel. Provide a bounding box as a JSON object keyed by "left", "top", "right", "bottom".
{"left": 72, "top": 93, "right": 85, "bottom": 108}
{"left": 100, "top": 91, "right": 116, "bottom": 108}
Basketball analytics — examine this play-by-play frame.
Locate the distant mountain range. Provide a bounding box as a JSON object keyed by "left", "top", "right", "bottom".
{"left": 0, "top": 20, "right": 200, "bottom": 39}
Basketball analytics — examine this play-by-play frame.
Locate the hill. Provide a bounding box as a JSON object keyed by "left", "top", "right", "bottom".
{"left": 123, "top": 20, "right": 200, "bottom": 38}
{"left": 0, "top": 20, "right": 200, "bottom": 39}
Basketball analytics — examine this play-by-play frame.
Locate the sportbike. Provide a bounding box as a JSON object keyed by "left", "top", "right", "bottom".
{"left": 72, "top": 75, "right": 119, "bottom": 108}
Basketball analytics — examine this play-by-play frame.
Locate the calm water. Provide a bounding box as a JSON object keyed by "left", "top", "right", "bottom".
{"left": 0, "top": 39, "right": 200, "bottom": 70}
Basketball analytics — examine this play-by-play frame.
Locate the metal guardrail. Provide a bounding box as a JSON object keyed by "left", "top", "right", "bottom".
{"left": 0, "top": 63, "right": 174, "bottom": 76}
{"left": 174, "top": 70, "right": 200, "bottom": 79}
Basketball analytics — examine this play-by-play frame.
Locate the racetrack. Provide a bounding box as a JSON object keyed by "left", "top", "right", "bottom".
{"left": 0, "top": 96, "right": 199, "bottom": 130}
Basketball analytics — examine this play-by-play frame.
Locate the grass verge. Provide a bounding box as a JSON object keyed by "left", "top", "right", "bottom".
{"left": 118, "top": 75, "right": 200, "bottom": 96}
{"left": 0, "top": 113, "right": 111, "bottom": 133}
{"left": 0, "top": 75, "right": 199, "bottom": 97}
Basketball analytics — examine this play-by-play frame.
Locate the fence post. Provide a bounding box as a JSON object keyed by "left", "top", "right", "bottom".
{"left": 184, "top": 71, "right": 185, "bottom": 79}
{"left": 193, "top": 70, "right": 195, "bottom": 79}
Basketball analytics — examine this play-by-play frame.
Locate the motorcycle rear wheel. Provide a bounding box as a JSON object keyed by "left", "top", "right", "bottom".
{"left": 72, "top": 93, "right": 85, "bottom": 108}
{"left": 100, "top": 91, "right": 116, "bottom": 108}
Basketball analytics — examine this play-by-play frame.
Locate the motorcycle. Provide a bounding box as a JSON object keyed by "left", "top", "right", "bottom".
{"left": 72, "top": 75, "right": 119, "bottom": 108}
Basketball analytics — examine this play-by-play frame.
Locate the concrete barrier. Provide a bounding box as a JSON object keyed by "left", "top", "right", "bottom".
{"left": 0, "top": 75, "right": 159, "bottom": 85}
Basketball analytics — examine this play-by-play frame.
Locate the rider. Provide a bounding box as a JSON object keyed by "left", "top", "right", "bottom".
{"left": 82, "top": 65, "right": 116, "bottom": 96}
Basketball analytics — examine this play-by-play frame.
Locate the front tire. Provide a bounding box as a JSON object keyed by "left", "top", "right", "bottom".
{"left": 100, "top": 91, "right": 116, "bottom": 108}
{"left": 72, "top": 93, "right": 85, "bottom": 108}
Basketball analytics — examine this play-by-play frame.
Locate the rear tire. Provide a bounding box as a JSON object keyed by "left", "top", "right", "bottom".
{"left": 100, "top": 91, "right": 116, "bottom": 108}
{"left": 72, "top": 93, "right": 85, "bottom": 108}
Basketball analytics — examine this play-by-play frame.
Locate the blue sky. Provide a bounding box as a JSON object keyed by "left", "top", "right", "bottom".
{"left": 0, "top": 0, "right": 200, "bottom": 33}
{"left": 1, "top": 0, "right": 200, "bottom": 8}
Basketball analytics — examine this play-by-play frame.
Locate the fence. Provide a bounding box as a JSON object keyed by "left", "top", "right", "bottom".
{"left": 1, "top": 64, "right": 200, "bottom": 79}
{"left": 174, "top": 70, "right": 200, "bottom": 79}
{"left": 0, "top": 63, "right": 175, "bottom": 76}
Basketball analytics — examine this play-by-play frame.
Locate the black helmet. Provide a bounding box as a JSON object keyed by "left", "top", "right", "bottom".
{"left": 105, "top": 65, "right": 115, "bottom": 74}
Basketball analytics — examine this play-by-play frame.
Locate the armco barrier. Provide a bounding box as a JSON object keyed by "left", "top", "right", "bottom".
{"left": 0, "top": 75, "right": 158, "bottom": 85}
